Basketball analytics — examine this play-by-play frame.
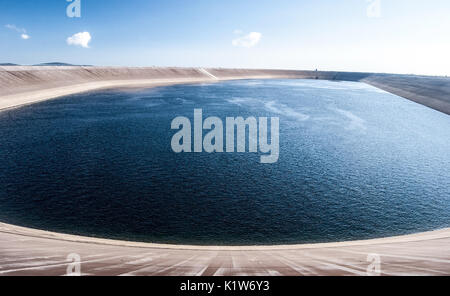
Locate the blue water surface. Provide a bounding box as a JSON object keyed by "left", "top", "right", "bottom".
{"left": 0, "top": 79, "right": 449, "bottom": 245}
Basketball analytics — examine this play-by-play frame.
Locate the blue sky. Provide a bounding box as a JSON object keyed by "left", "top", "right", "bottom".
{"left": 1, "top": 0, "right": 449, "bottom": 75}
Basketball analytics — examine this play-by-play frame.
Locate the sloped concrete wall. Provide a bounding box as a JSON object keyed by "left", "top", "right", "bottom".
{"left": 1, "top": 66, "right": 449, "bottom": 115}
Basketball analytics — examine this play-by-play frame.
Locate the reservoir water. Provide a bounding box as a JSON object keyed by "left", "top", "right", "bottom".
{"left": 0, "top": 79, "right": 449, "bottom": 245}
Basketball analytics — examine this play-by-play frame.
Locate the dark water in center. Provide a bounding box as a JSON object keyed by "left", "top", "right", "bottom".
{"left": 0, "top": 79, "right": 449, "bottom": 245}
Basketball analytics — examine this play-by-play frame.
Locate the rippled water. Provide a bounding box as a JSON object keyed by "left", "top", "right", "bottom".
{"left": 0, "top": 79, "right": 449, "bottom": 245}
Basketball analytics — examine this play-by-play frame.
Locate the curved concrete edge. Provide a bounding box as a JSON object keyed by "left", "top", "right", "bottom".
{"left": 0, "top": 77, "right": 212, "bottom": 112}
{"left": 1, "top": 222, "right": 449, "bottom": 251}
{"left": 1, "top": 67, "right": 449, "bottom": 115}
{"left": 0, "top": 69, "right": 287, "bottom": 112}
{"left": 1, "top": 68, "right": 449, "bottom": 275}
{"left": 0, "top": 68, "right": 449, "bottom": 252}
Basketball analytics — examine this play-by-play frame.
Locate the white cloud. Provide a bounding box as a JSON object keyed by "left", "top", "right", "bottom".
{"left": 5, "top": 24, "right": 30, "bottom": 40}
{"left": 67, "top": 32, "right": 91, "bottom": 48}
{"left": 232, "top": 32, "right": 262, "bottom": 48}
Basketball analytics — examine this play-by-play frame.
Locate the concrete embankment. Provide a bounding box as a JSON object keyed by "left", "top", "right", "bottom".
{"left": 1, "top": 66, "right": 449, "bottom": 115}
{"left": 362, "top": 74, "right": 450, "bottom": 115}
{"left": 0, "top": 67, "right": 449, "bottom": 275}
{"left": 0, "top": 222, "right": 449, "bottom": 275}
